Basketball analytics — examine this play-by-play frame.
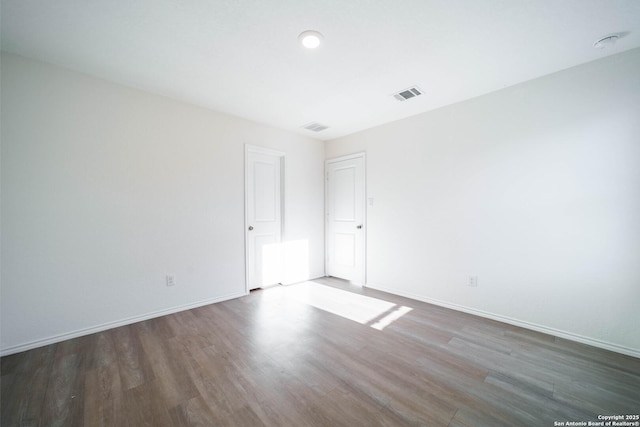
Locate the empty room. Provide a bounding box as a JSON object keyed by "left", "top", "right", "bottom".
{"left": 1, "top": 1, "right": 639, "bottom": 426}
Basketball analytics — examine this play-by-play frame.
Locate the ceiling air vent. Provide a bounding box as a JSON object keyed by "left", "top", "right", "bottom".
{"left": 393, "top": 86, "right": 423, "bottom": 101}
{"left": 303, "top": 122, "right": 329, "bottom": 132}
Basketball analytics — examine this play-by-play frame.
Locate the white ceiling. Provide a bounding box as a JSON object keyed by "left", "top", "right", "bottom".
{"left": 2, "top": 0, "right": 640, "bottom": 140}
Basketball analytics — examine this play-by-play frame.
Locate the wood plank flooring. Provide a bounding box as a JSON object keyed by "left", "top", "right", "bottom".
{"left": 2, "top": 277, "right": 639, "bottom": 426}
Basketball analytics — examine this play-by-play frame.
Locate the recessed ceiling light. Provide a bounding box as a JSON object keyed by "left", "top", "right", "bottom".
{"left": 298, "top": 30, "right": 323, "bottom": 49}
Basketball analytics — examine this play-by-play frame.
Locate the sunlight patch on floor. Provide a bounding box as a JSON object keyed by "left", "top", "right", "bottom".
{"left": 370, "top": 305, "right": 413, "bottom": 331}
{"left": 286, "top": 282, "right": 412, "bottom": 330}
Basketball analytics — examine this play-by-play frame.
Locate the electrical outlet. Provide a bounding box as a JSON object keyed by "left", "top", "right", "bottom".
{"left": 468, "top": 275, "right": 478, "bottom": 287}
{"left": 166, "top": 275, "right": 176, "bottom": 287}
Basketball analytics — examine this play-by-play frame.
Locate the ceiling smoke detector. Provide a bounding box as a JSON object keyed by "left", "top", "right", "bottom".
{"left": 593, "top": 35, "right": 619, "bottom": 49}
{"left": 593, "top": 32, "right": 627, "bottom": 49}
{"left": 303, "top": 122, "right": 329, "bottom": 132}
{"left": 393, "top": 86, "right": 423, "bottom": 101}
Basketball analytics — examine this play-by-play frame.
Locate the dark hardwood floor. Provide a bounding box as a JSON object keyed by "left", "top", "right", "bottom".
{"left": 2, "top": 277, "right": 639, "bottom": 426}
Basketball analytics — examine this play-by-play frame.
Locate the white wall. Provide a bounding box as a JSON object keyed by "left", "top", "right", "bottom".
{"left": 326, "top": 48, "right": 640, "bottom": 357}
{"left": 0, "top": 53, "right": 325, "bottom": 355}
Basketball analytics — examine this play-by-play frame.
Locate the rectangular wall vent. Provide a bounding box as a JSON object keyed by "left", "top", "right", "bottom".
{"left": 303, "top": 122, "right": 329, "bottom": 132}
{"left": 393, "top": 86, "right": 423, "bottom": 101}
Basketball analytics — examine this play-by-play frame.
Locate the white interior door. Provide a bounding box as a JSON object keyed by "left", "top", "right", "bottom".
{"left": 246, "top": 146, "right": 283, "bottom": 291}
{"left": 326, "top": 153, "right": 365, "bottom": 284}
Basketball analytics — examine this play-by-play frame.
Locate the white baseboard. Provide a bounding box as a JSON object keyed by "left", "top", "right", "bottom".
{"left": 5, "top": 283, "right": 638, "bottom": 359}
{"left": 365, "top": 283, "right": 640, "bottom": 359}
{"left": 0, "top": 292, "right": 246, "bottom": 357}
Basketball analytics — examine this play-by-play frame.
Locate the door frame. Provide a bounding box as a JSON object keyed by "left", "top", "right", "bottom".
{"left": 325, "top": 152, "right": 366, "bottom": 285}
{"left": 245, "top": 144, "right": 285, "bottom": 294}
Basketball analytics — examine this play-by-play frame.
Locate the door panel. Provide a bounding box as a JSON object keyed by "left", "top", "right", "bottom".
{"left": 253, "top": 161, "right": 277, "bottom": 221}
{"left": 334, "top": 233, "right": 355, "bottom": 267}
{"left": 246, "top": 148, "right": 283, "bottom": 290}
{"left": 334, "top": 167, "right": 356, "bottom": 221}
{"left": 326, "top": 154, "right": 365, "bottom": 283}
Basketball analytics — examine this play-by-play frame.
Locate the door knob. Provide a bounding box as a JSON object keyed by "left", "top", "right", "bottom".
{"left": 248, "top": 226, "right": 254, "bottom": 231}
{"left": 357, "top": 224, "right": 363, "bottom": 229}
